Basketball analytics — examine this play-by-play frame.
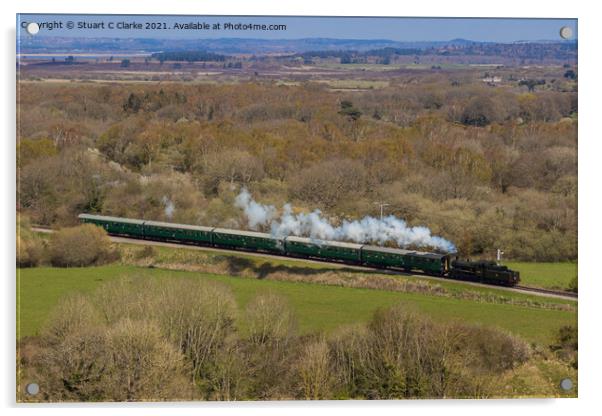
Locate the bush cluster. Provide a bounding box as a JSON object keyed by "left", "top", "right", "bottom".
{"left": 20, "top": 278, "right": 541, "bottom": 401}
{"left": 17, "top": 219, "right": 120, "bottom": 268}
{"left": 17, "top": 216, "right": 45, "bottom": 267}
{"left": 48, "top": 224, "right": 118, "bottom": 267}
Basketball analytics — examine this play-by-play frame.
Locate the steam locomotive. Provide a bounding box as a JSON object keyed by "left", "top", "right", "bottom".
{"left": 78, "top": 213, "right": 521, "bottom": 287}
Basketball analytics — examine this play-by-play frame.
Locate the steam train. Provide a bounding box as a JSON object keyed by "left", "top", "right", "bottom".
{"left": 78, "top": 213, "right": 521, "bottom": 287}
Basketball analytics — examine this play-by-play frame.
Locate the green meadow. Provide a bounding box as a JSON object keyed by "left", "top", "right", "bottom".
{"left": 506, "top": 262, "right": 577, "bottom": 290}
{"left": 18, "top": 264, "right": 576, "bottom": 346}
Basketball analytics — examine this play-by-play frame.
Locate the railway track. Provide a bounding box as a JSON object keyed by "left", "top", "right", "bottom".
{"left": 31, "top": 226, "right": 578, "bottom": 301}
{"left": 514, "top": 285, "right": 578, "bottom": 299}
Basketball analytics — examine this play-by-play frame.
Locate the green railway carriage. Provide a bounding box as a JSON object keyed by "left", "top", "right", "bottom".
{"left": 212, "top": 228, "right": 284, "bottom": 253}
{"left": 78, "top": 213, "right": 518, "bottom": 287}
{"left": 284, "top": 236, "right": 363, "bottom": 263}
{"left": 78, "top": 214, "right": 145, "bottom": 237}
{"left": 361, "top": 245, "right": 450, "bottom": 275}
{"left": 143, "top": 220, "right": 214, "bottom": 244}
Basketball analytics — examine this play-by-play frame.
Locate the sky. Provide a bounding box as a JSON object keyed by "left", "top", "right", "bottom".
{"left": 17, "top": 14, "right": 578, "bottom": 42}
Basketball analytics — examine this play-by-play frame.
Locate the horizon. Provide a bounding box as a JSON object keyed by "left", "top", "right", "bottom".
{"left": 17, "top": 14, "right": 577, "bottom": 43}
{"left": 18, "top": 35, "right": 578, "bottom": 43}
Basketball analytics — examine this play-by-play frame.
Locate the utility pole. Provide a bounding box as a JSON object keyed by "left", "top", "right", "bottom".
{"left": 374, "top": 202, "right": 390, "bottom": 221}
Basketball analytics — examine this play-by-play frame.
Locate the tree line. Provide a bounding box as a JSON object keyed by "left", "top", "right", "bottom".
{"left": 19, "top": 277, "right": 576, "bottom": 402}
{"left": 17, "top": 75, "right": 577, "bottom": 261}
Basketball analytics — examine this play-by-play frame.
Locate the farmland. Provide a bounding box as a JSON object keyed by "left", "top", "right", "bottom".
{"left": 507, "top": 261, "right": 577, "bottom": 290}
{"left": 17, "top": 262, "right": 576, "bottom": 345}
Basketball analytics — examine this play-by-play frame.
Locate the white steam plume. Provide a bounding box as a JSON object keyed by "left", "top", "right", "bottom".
{"left": 162, "top": 196, "right": 175, "bottom": 219}
{"left": 235, "top": 189, "right": 456, "bottom": 253}
{"left": 234, "top": 189, "right": 276, "bottom": 229}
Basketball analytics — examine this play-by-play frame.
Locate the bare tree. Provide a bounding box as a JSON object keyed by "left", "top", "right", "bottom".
{"left": 103, "top": 319, "right": 191, "bottom": 401}
{"left": 296, "top": 338, "right": 332, "bottom": 399}
{"left": 290, "top": 158, "right": 369, "bottom": 208}
{"left": 243, "top": 292, "right": 297, "bottom": 399}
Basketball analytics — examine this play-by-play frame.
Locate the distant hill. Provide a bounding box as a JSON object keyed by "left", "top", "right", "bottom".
{"left": 18, "top": 36, "right": 576, "bottom": 58}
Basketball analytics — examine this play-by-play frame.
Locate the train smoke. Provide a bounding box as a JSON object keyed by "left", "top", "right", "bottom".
{"left": 235, "top": 189, "right": 456, "bottom": 253}
{"left": 162, "top": 196, "right": 175, "bottom": 219}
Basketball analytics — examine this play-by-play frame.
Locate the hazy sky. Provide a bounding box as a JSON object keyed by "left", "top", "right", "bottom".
{"left": 17, "top": 14, "right": 577, "bottom": 42}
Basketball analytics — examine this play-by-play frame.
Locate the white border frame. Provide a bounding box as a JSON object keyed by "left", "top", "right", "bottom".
{"left": 3, "top": 1, "right": 599, "bottom": 415}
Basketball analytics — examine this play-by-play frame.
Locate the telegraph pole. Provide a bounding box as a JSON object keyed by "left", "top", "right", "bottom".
{"left": 374, "top": 202, "right": 390, "bottom": 221}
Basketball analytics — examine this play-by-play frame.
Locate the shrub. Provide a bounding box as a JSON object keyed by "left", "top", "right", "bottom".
{"left": 17, "top": 215, "right": 45, "bottom": 267}
{"left": 36, "top": 326, "right": 109, "bottom": 401}
{"left": 42, "top": 294, "right": 101, "bottom": 345}
{"left": 296, "top": 338, "right": 332, "bottom": 399}
{"left": 328, "top": 304, "right": 531, "bottom": 399}
{"left": 244, "top": 293, "right": 297, "bottom": 399}
{"left": 150, "top": 279, "right": 238, "bottom": 389}
{"left": 92, "top": 277, "right": 240, "bottom": 399}
{"left": 289, "top": 159, "right": 369, "bottom": 208}
{"left": 17, "top": 235, "right": 44, "bottom": 267}
{"left": 22, "top": 283, "right": 549, "bottom": 401}
{"left": 103, "top": 319, "right": 191, "bottom": 401}
{"left": 568, "top": 276, "right": 578, "bottom": 293}
{"left": 17, "top": 138, "right": 57, "bottom": 168}
{"left": 135, "top": 245, "right": 157, "bottom": 259}
{"left": 455, "top": 324, "right": 531, "bottom": 373}
{"left": 550, "top": 325, "right": 578, "bottom": 369}
{"left": 34, "top": 316, "right": 191, "bottom": 401}
{"left": 461, "top": 96, "right": 500, "bottom": 126}
{"left": 48, "top": 224, "right": 118, "bottom": 267}
{"left": 245, "top": 292, "right": 296, "bottom": 345}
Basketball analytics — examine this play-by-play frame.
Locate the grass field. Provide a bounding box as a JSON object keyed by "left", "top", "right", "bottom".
{"left": 17, "top": 265, "right": 576, "bottom": 345}
{"left": 34, "top": 231, "right": 578, "bottom": 294}
{"left": 506, "top": 262, "right": 577, "bottom": 290}
{"left": 314, "top": 79, "right": 390, "bottom": 89}
{"left": 116, "top": 242, "right": 576, "bottom": 306}
{"left": 315, "top": 63, "right": 403, "bottom": 71}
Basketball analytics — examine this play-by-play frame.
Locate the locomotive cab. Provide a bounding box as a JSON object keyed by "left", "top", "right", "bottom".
{"left": 449, "top": 259, "right": 521, "bottom": 286}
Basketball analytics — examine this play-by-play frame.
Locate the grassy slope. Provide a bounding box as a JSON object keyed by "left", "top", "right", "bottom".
{"left": 17, "top": 265, "right": 576, "bottom": 346}
{"left": 119, "top": 242, "right": 576, "bottom": 306}
{"left": 34, "top": 232, "right": 578, "bottom": 293}
{"left": 506, "top": 262, "right": 577, "bottom": 290}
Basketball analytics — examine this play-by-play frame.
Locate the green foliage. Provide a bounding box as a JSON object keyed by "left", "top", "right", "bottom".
{"left": 123, "top": 92, "right": 142, "bottom": 113}
{"left": 518, "top": 79, "right": 546, "bottom": 92}
{"left": 563, "top": 69, "right": 576, "bottom": 80}
{"left": 151, "top": 50, "right": 226, "bottom": 63}
{"left": 568, "top": 276, "right": 578, "bottom": 293}
{"left": 17, "top": 138, "right": 57, "bottom": 168}
{"left": 338, "top": 100, "right": 362, "bottom": 121}
{"left": 550, "top": 325, "right": 577, "bottom": 369}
